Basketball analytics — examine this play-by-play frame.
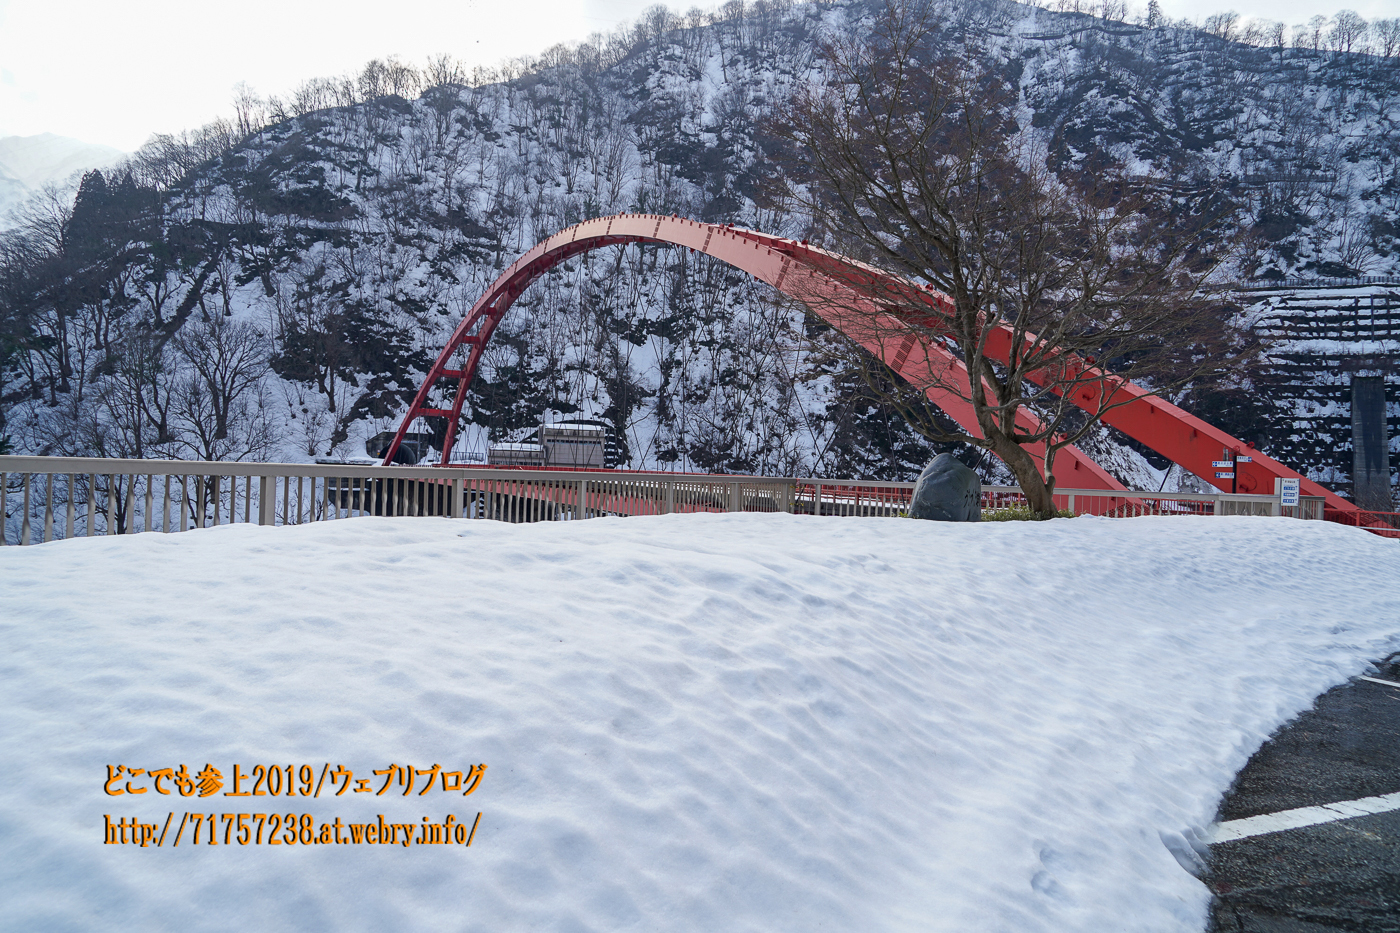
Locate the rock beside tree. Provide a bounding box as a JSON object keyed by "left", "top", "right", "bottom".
{"left": 909, "top": 453, "right": 981, "bottom": 522}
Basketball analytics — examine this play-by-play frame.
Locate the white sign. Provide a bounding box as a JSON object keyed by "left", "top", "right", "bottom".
{"left": 1211, "top": 460, "right": 1233, "bottom": 468}
{"left": 1280, "top": 477, "right": 1300, "bottom": 507}
{"left": 1237, "top": 456, "right": 1253, "bottom": 463}
{"left": 1215, "top": 471, "right": 1235, "bottom": 479}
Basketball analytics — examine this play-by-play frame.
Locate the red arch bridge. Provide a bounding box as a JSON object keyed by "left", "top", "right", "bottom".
{"left": 384, "top": 212, "right": 1372, "bottom": 523}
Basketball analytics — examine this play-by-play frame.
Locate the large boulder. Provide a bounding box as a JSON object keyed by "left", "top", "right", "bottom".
{"left": 909, "top": 453, "right": 981, "bottom": 522}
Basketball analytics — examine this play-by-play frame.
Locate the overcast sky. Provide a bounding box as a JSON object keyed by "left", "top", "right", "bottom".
{"left": 0, "top": 0, "right": 1392, "bottom": 152}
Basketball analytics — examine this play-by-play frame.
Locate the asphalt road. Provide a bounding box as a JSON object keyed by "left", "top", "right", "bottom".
{"left": 1206, "top": 652, "right": 1400, "bottom": 933}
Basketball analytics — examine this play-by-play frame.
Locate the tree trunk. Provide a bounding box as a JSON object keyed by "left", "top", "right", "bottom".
{"left": 988, "top": 431, "right": 1058, "bottom": 519}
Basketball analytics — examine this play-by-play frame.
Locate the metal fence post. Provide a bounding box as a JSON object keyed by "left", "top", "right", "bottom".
{"left": 728, "top": 482, "right": 740, "bottom": 512}
{"left": 106, "top": 475, "right": 117, "bottom": 535}
{"left": 20, "top": 474, "right": 31, "bottom": 544}
{"left": 44, "top": 474, "right": 54, "bottom": 542}
{"left": 258, "top": 475, "right": 276, "bottom": 526}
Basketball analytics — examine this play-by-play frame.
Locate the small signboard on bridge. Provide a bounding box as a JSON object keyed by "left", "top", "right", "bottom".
{"left": 1280, "top": 477, "right": 1301, "bottom": 508}
{"left": 1216, "top": 472, "right": 1235, "bottom": 479}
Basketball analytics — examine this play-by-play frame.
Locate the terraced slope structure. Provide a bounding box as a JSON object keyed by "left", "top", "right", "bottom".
{"left": 1244, "top": 283, "right": 1399, "bottom": 510}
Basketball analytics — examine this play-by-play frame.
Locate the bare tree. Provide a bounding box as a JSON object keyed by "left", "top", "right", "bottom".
{"left": 1306, "top": 14, "right": 1329, "bottom": 52}
{"left": 1374, "top": 18, "right": 1400, "bottom": 58}
{"left": 291, "top": 78, "right": 338, "bottom": 116}
{"left": 232, "top": 82, "right": 266, "bottom": 138}
{"left": 171, "top": 374, "right": 279, "bottom": 462}
{"left": 172, "top": 316, "right": 270, "bottom": 441}
{"left": 774, "top": 0, "right": 1252, "bottom": 517}
{"left": 1328, "top": 10, "right": 1368, "bottom": 56}
{"left": 104, "top": 334, "right": 179, "bottom": 454}
{"left": 1204, "top": 11, "right": 1240, "bottom": 42}
{"left": 1240, "top": 19, "right": 1267, "bottom": 46}
{"left": 424, "top": 53, "right": 467, "bottom": 89}
{"left": 381, "top": 56, "right": 423, "bottom": 98}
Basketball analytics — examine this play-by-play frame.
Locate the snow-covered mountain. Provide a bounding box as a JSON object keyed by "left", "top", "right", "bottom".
{"left": 1, "top": 0, "right": 1396, "bottom": 496}
{"left": 0, "top": 133, "right": 126, "bottom": 225}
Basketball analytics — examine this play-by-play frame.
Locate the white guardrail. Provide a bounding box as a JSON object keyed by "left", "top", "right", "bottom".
{"left": 0, "top": 456, "right": 1325, "bottom": 546}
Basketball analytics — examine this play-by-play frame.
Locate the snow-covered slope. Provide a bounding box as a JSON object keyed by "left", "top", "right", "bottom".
{"left": 1, "top": 514, "right": 1396, "bottom": 931}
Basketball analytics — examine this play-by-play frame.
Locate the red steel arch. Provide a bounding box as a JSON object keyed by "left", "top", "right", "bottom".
{"left": 387, "top": 213, "right": 1355, "bottom": 512}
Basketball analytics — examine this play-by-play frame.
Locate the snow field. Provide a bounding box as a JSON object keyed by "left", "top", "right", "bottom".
{"left": 0, "top": 513, "right": 1396, "bottom": 932}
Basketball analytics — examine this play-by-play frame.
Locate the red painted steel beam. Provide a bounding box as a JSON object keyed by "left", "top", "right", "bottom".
{"left": 769, "top": 240, "right": 1125, "bottom": 491}
{"left": 972, "top": 314, "right": 1356, "bottom": 511}
{"left": 389, "top": 213, "right": 1353, "bottom": 513}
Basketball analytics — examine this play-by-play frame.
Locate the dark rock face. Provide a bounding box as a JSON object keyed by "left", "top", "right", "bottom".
{"left": 909, "top": 454, "right": 981, "bottom": 522}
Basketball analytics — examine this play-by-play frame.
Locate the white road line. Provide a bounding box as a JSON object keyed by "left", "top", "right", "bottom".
{"left": 1357, "top": 675, "right": 1400, "bottom": 689}
{"left": 1209, "top": 790, "right": 1400, "bottom": 843}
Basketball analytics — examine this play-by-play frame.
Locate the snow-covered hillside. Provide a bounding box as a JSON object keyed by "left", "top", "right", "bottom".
{"left": 1, "top": 514, "right": 1396, "bottom": 931}
{"left": 1, "top": 0, "right": 1397, "bottom": 489}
